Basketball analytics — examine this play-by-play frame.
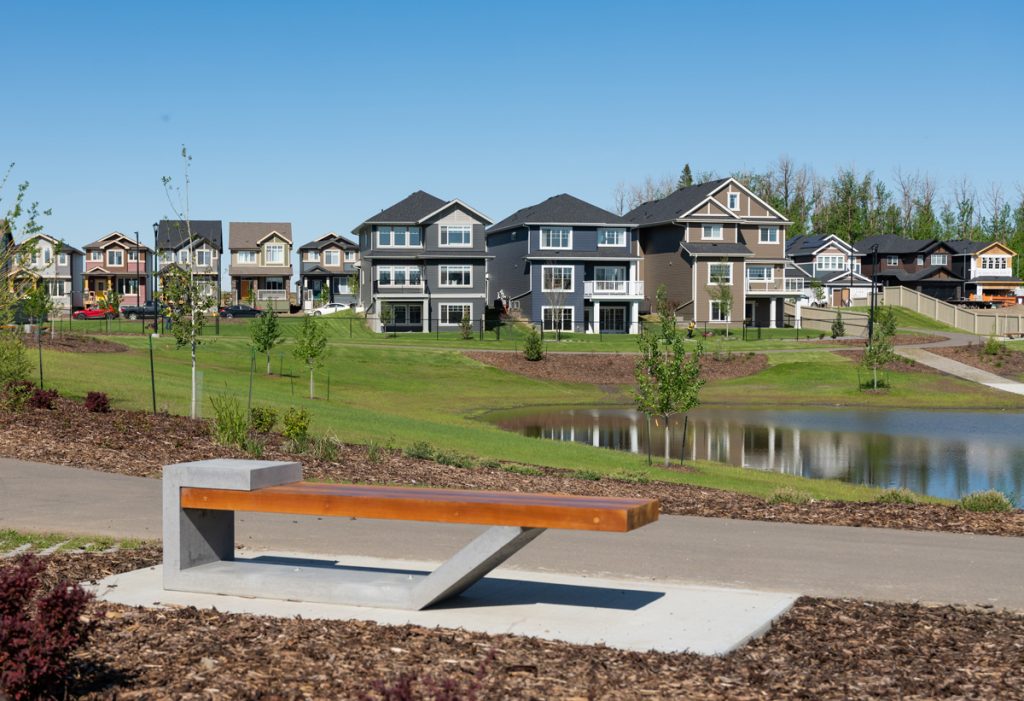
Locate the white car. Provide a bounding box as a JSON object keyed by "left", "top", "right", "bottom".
{"left": 309, "top": 302, "right": 349, "bottom": 316}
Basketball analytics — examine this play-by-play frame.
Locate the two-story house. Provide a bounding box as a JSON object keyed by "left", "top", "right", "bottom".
{"left": 227, "top": 222, "right": 293, "bottom": 310}
{"left": 82, "top": 232, "right": 151, "bottom": 308}
{"left": 296, "top": 233, "right": 360, "bottom": 310}
{"left": 856, "top": 235, "right": 962, "bottom": 301}
{"left": 786, "top": 233, "right": 872, "bottom": 307}
{"left": 354, "top": 191, "right": 493, "bottom": 333}
{"left": 626, "top": 178, "right": 793, "bottom": 328}
{"left": 948, "top": 240, "right": 1022, "bottom": 305}
{"left": 155, "top": 220, "right": 223, "bottom": 303}
{"left": 487, "top": 194, "right": 642, "bottom": 334}
{"left": 10, "top": 234, "right": 84, "bottom": 311}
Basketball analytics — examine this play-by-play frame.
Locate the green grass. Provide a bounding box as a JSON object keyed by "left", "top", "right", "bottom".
{"left": 0, "top": 529, "right": 146, "bottom": 552}
{"left": 848, "top": 305, "right": 963, "bottom": 333}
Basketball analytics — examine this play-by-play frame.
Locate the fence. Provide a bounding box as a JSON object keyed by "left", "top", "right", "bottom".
{"left": 883, "top": 286, "right": 1024, "bottom": 336}
{"left": 785, "top": 303, "right": 870, "bottom": 338}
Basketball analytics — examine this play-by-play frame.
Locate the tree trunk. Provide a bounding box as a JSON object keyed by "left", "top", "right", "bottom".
{"left": 309, "top": 366, "right": 314, "bottom": 400}
{"left": 190, "top": 343, "right": 197, "bottom": 419}
{"left": 266, "top": 353, "right": 272, "bottom": 375}
{"left": 872, "top": 366, "right": 878, "bottom": 390}
{"left": 663, "top": 416, "right": 671, "bottom": 467}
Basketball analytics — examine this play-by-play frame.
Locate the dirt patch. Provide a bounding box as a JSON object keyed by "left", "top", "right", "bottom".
{"left": 464, "top": 351, "right": 768, "bottom": 384}
{"left": 13, "top": 550, "right": 1019, "bottom": 700}
{"left": 25, "top": 333, "right": 129, "bottom": 353}
{"left": 826, "top": 333, "right": 940, "bottom": 347}
{"left": 1, "top": 400, "right": 1022, "bottom": 537}
{"left": 833, "top": 349, "right": 942, "bottom": 374}
{"left": 929, "top": 343, "right": 1024, "bottom": 379}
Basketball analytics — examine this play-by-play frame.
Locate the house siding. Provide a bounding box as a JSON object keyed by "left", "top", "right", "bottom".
{"left": 639, "top": 225, "right": 690, "bottom": 312}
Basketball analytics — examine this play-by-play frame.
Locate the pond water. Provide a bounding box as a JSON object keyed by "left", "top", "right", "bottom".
{"left": 486, "top": 405, "right": 1024, "bottom": 505}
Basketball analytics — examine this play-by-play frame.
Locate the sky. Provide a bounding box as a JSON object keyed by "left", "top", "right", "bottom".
{"left": 3, "top": 0, "right": 1023, "bottom": 258}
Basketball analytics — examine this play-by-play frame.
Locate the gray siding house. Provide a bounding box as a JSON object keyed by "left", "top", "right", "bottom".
{"left": 487, "top": 194, "right": 642, "bottom": 333}
{"left": 354, "top": 191, "right": 493, "bottom": 333}
{"left": 296, "top": 233, "right": 360, "bottom": 310}
{"left": 155, "top": 220, "right": 223, "bottom": 303}
{"left": 10, "top": 233, "right": 84, "bottom": 311}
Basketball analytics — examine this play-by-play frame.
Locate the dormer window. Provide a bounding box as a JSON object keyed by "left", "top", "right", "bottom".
{"left": 886, "top": 256, "right": 899, "bottom": 267}
{"left": 727, "top": 193, "right": 740, "bottom": 211}
{"left": 702, "top": 224, "right": 723, "bottom": 240}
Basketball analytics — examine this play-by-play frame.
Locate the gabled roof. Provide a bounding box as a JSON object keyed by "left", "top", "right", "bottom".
{"left": 818, "top": 270, "right": 873, "bottom": 284}
{"left": 360, "top": 191, "right": 448, "bottom": 226}
{"left": 855, "top": 234, "right": 935, "bottom": 255}
{"left": 786, "top": 233, "right": 859, "bottom": 257}
{"left": 487, "top": 194, "right": 630, "bottom": 234}
{"left": 679, "top": 241, "right": 753, "bottom": 257}
{"left": 785, "top": 262, "right": 814, "bottom": 280}
{"left": 624, "top": 179, "right": 728, "bottom": 227}
{"left": 229, "top": 222, "right": 292, "bottom": 249}
{"left": 17, "top": 234, "right": 83, "bottom": 254}
{"left": 876, "top": 265, "right": 962, "bottom": 282}
{"left": 157, "top": 220, "right": 223, "bottom": 251}
{"left": 301, "top": 264, "right": 333, "bottom": 275}
{"left": 298, "top": 233, "right": 359, "bottom": 251}
{"left": 947, "top": 239, "right": 1016, "bottom": 256}
{"left": 84, "top": 231, "right": 152, "bottom": 251}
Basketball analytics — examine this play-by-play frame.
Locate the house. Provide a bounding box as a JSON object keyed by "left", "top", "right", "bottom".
{"left": 296, "top": 233, "right": 360, "bottom": 310}
{"left": 82, "top": 232, "right": 151, "bottom": 308}
{"left": 354, "top": 191, "right": 493, "bottom": 333}
{"left": 155, "top": 220, "right": 223, "bottom": 303}
{"left": 487, "top": 194, "right": 642, "bottom": 334}
{"left": 947, "top": 239, "right": 1022, "bottom": 306}
{"left": 786, "top": 233, "right": 873, "bottom": 307}
{"left": 227, "top": 222, "right": 293, "bottom": 310}
{"left": 626, "top": 178, "right": 794, "bottom": 328}
{"left": 856, "top": 235, "right": 963, "bottom": 301}
{"left": 9, "top": 234, "right": 84, "bottom": 311}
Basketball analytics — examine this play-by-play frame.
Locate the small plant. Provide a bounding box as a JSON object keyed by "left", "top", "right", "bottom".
{"left": 874, "top": 487, "right": 919, "bottom": 505}
{"left": 434, "top": 450, "right": 476, "bottom": 469}
{"left": 983, "top": 336, "right": 1002, "bottom": 356}
{"left": 248, "top": 405, "right": 278, "bottom": 434}
{"left": 308, "top": 434, "right": 340, "bottom": 462}
{"left": 478, "top": 458, "right": 502, "bottom": 469}
{"left": 209, "top": 395, "right": 248, "bottom": 447}
{"left": 242, "top": 434, "right": 265, "bottom": 458}
{"left": 83, "top": 391, "right": 110, "bottom": 413}
{"left": 404, "top": 441, "right": 436, "bottom": 460}
{"left": 610, "top": 469, "right": 651, "bottom": 484}
{"left": 366, "top": 440, "right": 383, "bottom": 464}
{"left": 282, "top": 407, "right": 311, "bottom": 444}
{"left": 573, "top": 469, "right": 602, "bottom": 481}
{"left": 830, "top": 311, "right": 845, "bottom": 339}
{"left": 459, "top": 313, "right": 473, "bottom": 340}
{"left": 2, "top": 380, "right": 35, "bottom": 412}
{"left": 522, "top": 326, "right": 544, "bottom": 361}
{"left": 767, "top": 487, "right": 814, "bottom": 505}
{"left": 818, "top": 332, "right": 826, "bottom": 340}
{"left": 503, "top": 464, "right": 543, "bottom": 476}
{"left": 0, "top": 554, "right": 97, "bottom": 701}
{"left": 958, "top": 490, "right": 1015, "bottom": 513}
{"left": 27, "top": 388, "right": 59, "bottom": 410}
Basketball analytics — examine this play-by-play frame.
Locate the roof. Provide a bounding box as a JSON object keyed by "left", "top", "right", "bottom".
{"left": 786, "top": 233, "right": 858, "bottom": 257}
{"left": 876, "top": 265, "right": 962, "bottom": 282}
{"left": 226, "top": 265, "right": 292, "bottom": 276}
{"left": 624, "top": 179, "right": 730, "bottom": 227}
{"left": 83, "top": 231, "right": 152, "bottom": 251}
{"left": 947, "top": 239, "right": 1017, "bottom": 256}
{"left": 679, "top": 241, "right": 753, "bottom": 257}
{"left": 229, "top": 222, "right": 292, "bottom": 249}
{"left": 785, "top": 262, "right": 814, "bottom": 280}
{"left": 488, "top": 194, "right": 630, "bottom": 234}
{"left": 360, "top": 191, "right": 448, "bottom": 226}
{"left": 157, "top": 220, "right": 223, "bottom": 251}
{"left": 297, "top": 233, "right": 359, "bottom": 251}
{"left": 972, "top": 275, "right": 1023, "bottom": 283}
{"left": 855, "top": 234, "right": 935, "bottom": 255}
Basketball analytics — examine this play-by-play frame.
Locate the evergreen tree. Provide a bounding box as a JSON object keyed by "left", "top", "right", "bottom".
{"left": 677, "top": 163, "right": 693, "bottom": 189}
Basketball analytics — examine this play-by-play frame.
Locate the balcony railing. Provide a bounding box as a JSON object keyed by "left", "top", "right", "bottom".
{"left": 256, "top": 289, "right": 288, "bottom": 301}
{"left": 745, "top": 279, "right": 786, "bottom": 293}
{"left": 373, "top": 281, "right": 425, "bottom": 293}
{"left": 583, "top": 280, "right": 644, "bottom": 297}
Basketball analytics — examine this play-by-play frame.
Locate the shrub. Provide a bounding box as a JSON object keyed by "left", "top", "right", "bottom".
{"left": 830, "top": 312, "right": 845, "bottom": 339}
{"left": 875, "top": 487, "right": 919, "bottom": 505}
{"left": 573, "top": 469, "right": 602, "bottom": 481}
{"left": 366, "top": 440, "right": 383, "bottom": 464}
{"left": 0, "top": 554, "right": 97, "bottom": 701}
{"left": 209, "top": 395, "right": 247, "bottom": 447}
{"left": 248, "top": 405, "right": 278, "bottom": 434}
{"left": 404, "top": 441, "right": 436, "bottom": 460}
{"left": 1, "top": 380, "right": 35, "bottom": 412}
{"left": 242, "top": 434, "right": 265, "bottom": 458}
{"left": 983, "top": 336, "right": 1002, "bottom": 356}
{"left": 27, "top": 388, "right": 59, "bottom": 410}
{"left": 767, "top": 487, "right": 813, "bottom": 505}
{"left": 0, "top": 334, "right": 31, "bottom": 388}
{"left": 478, "top": 458, "right": 502, "bottom": 469}
{"left": 503, "top": 464, "right": 543, "bottom": 476}
{"left": 459, "top": 314, "right": 473, "bottom": 340}
{"left": 958, "top": 490, "right": 1015, "bottom": 513}
{"left": 282, "top": 407, "right": 311, "bottom": 443}
{"left": 83, "top": 391, "right": 110, "bottom": 413}
{"left": 434, "top": 450, "right": 476, "bottom": 469}
{"left": 308, "top": 434, "right": 340, "bottom": 462}
{"left": 522, "top": 327, "right": 544, "bottom": 361}
{"left": 610, "top": 469, "right": 651, "bottom": 484}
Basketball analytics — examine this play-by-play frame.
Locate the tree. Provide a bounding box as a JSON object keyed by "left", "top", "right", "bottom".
{"left": 347, "top": 273, "right": 359, "bottom": 296}
{"left": 831, "top": 311, "right": 845, "bottom": 339}
{"left": 634, "top": 286, "right": 704, "bottom": 467}
{"left": 104, "top": 287, "right": 121, "bottom": 315}
{"left": 677, "top": 163, "right": 693, "bottom": 189}
{"left": 293, "top": 315, "right": 328, "bottom": 399}
{"left": 250, "top": 309, "right": 284, "bottom": 374}
{"left": 810, "top": 279, "right": 826, "bottom": 306}
{"left": 862, "top": 305, "right": 896, "bottom": 390}
{"left": 707, "top": 269, "right": 734, "bottom": 338}
{"left": 379, "top": 303, "right": 393, "bottom": 335}
{"left": 318, "top": 285, "right": 330, "bottom": 307}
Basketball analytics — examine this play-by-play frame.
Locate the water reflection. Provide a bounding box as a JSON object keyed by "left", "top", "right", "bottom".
{"left": 488, "top": 406, "right": 1024, "bottom": 505}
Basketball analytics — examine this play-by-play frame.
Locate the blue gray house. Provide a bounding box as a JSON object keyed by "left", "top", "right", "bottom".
{"left": 296, "top": 233, "right": 360, "bottom": 310}
{"left": 487, "top": 194, "right": 642, "bottom": 333}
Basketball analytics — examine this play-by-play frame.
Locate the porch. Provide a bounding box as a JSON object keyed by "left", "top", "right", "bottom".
{"left": 233, "top": 276, "right": 290, "bottom": 310}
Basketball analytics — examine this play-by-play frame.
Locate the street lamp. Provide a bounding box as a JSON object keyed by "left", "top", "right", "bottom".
{"left": 134, "top": 230, "right": 144, "bottom": 334}
{"left": 152, "top": 222, "right": 160, "bottom": 332}
{"left": 868, "top": 244, "right": 879, "bottom": 344}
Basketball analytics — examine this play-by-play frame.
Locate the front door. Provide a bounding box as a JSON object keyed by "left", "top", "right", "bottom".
{"left": 600, "top": 305, "right": 626, "bottom": 333}
{"left": 240, "top": 279, "right": 253, "bottom": 302}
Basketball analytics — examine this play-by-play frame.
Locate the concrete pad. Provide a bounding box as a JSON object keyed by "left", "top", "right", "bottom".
{"left": 88, "top": 551, "right": 797, "bottom": 656}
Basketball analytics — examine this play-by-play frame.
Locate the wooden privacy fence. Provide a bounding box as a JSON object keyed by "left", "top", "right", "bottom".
{"left": 882, "top": 287, "right": 1024, "bottom": 336}
{"left": 783, "top": 303, "right": 870, "bottom": 338}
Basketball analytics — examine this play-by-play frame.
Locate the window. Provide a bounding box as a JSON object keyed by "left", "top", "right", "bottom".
{"left": 540, "top": 227, "right": 571, "bottom": 249}
{"left": 43, "top": 248, "right": 52, "bottom": 264}
{"left": 265, "top": 244, "right": 285, "bottom": 264}
{"left": 982, "top": 256, "right": 1008, "bottom": 270}
{"left": 727, "top": 193, "right": 740, "bottom": 211}
{"left": 344, "top": 250, "right": 355, "bottom": 262}
{"left": 264, "top": 277, "right": 285, "bottom": 291}
{"left": 195, "top": 249, "right": 212, "bottom": 267}
{"left": 816, "top": 255, "right": 844, "bottom": 271}
{"left": 440, "top": 303, "right": 471, "bottom": 325}
{"left": 542, "top": 265, "right": 574, "bottom": 292}
{"left": 710, "top": 300, "right": 730, "bottom": 322}
{"left": 886, "top": 256, "right": 899, "bottom": 267}
{"left": 702, "top": 224, "right": 723, "bottom": 240}
{"left": 29, "top": 252, "right": 39, "bottom": 265}
{"left": 89, "top": 251, "right": 102, "bottom": 262}
{"left": 116, "top": 278, "right": 139, "bottom": 295}
{"left": 916, "top": 255, "right": 924, "bottom": 266}
{"left": 377, "top": 226, "right": 422, "bottom": 247}
{"left": 542, "top": 306, "right": 574, "bottom": 331}
{"left": 377, "top": 266, "right": 421, "bottom": 286}
{"left": 128, "top": 250, "right": 139, "bottom": 262}
{"left": 46, "top": 280, "right": 67, "bottom": 296}
{"left": 386, "top": 303, "right": 422, "bottom": 326}
{"left": 593, "top": 266, "right": 627, "bottom": 292}
{"left": 237, "top": 251, "right": 257, "bottom": 264}
{"left": 107, "top": 250, "right": 124, "bottom": 266}
{"left": 305, "top": 251, "right": 320, "bottom": 262}
{"left": 440, "top": 225, "right": 472, "bottom": 247}
{"left": 440, "top": 264, "right": 472, "bottom": 287}
{"left": 57, "top": 253, "right": 68, "bottom": 266}
{"left": 746, "top": 265, "right": 773, "bottom": 281}
{"left": 785, "top": 278, "right": 805, "bottom": 291}
{"left": 597, "top": 228, "right": 626, "bottom": 247}
{"left": 708, "top": 263, "right": 731, "bottom": 284}
{"left": 324, "top": 250, "right": 340, "bottom": 266}
{"left": 160, "top": 251, "right": 174, "bottom": 265}
{"left": 759, "top": 227, "right": 779, "bottom": 244}
{"left": 931, "top": 253, "right": 948, "bottom": 266}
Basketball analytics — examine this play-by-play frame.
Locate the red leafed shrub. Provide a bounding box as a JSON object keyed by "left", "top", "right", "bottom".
{"left": 0, "top": 554, "right": 97, "bottom": 700}
{"left": 83, "top": 391, "right": 110, "bottom": 413}
{"left": 28, "top": 388, "right": 59, "bottom": 410}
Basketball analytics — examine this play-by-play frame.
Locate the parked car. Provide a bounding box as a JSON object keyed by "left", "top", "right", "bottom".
{"left": 120, "top": 300, "right": 160, "bottom": 320}
{"left": 309, "top": 302, "right": 349, "bottom": 316}
{"left": 218, "top": 304, "right": 262, "bottom": 318}
{"left": 72, "top": 306, "right": 118, "bottom": 320}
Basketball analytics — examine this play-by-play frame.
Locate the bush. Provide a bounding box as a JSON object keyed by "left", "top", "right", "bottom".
{"left": 366, "top": 440, "right": 383, "bottom": 464}
{"left": 434, "top": 449, "right": 475, "bottom": 469}
{"left": 282, "top": 407, "right": 311, "bottom": 443}
{"left": 459, "top": 314, "right": 473, "bottom": 340}
{"left": 83, "top": 391, "right": 110, "bottom": 413}
{"left": 0, "top": 334, "right": 31, "bottom": 388}
{"left": 308, "top": 434, "right": 340, "bottom": 462}
{"left": 478, "top": 458, "right": 502, "bottom": 469}
{"left": 2, "top": 380, "right": 35, "bottom": 412}
{"left": 874, "top": 487, "right": 919, "bottom": 505}
{"left": 830, "top": 312, "right": 845, "bottom": 339}
{"left": 404, "top": 441, "right": 436, "bottom": 460}
{"left": 958, "top": 490, "right": 1015, "bottom": 513}
{"left": 0, "top": 554, "right": 97, "bottom": 701}
{"left": 573, "top": 469, "right": 602, "bottom": 481}
{"left": 522, "top": 327, "right": 544, "bottom": 361}
{"left": 610, "top": 469, "right": 651, "bottom": 484}
{"left": 983, "top": 336, "right": 1003, "bottom": 356}
{"left": 242, "top": 434, "right": 265, "bottom": 458}
{"left": 248, "top": 405, "right": 278, "bottom": 434}
{"left": 767, "top": 487, "right": 813, "bottom": 505}
{"left": 27, "top": 388, "right": 59, "bottom": 410}
{"left": 209, "top": 395, "right": 247, "bottom": 447}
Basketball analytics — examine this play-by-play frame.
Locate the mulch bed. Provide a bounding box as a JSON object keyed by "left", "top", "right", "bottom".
{"left": 20, "top": 333, "right": 129, "bottom": 353}
{"left": 929, "top": 343, "right": 1024, "bottom": 379}
{"left": 464, "top": 351, "right": 768, "bottom": 385}
{"left": 833, "top": 349, "right": 943, "bottom": 374}
{"left": 15, "top": 550, "right": 1022, "bottom": 699}
{"left": 829, "top": 334, "right": 939, "bottom": 347}
{"left": 2, "top": 400, "right": 1022, "bottom": 538}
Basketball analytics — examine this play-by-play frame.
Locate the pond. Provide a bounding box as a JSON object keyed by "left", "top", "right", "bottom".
{"left": 485, "top": 405, "right": 1024, "bottom": 505}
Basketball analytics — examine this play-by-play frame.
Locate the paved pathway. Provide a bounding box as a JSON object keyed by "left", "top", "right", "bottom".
{"left": 3, "top": 457, "right": 1024, "bottom": 610}
{"left": 897, "top": 347, "right": 1024, "bottom": 396}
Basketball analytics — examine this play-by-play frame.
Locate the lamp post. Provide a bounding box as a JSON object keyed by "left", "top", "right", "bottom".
{"left": 868, "top": 244, "right": 879, "bottom": 344}
{"left": 134, "top": 230, "right": 144, "bottom": 334}
{"left": 152, "top": 222, "right": 160, "bottom": 332}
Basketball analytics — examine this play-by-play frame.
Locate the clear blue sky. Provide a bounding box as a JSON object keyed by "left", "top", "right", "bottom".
{"left": 4, "top": 0, "right": 1022, "bottom": 254}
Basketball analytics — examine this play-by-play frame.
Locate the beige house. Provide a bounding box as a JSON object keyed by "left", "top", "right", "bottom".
{"left": 227, "top": 222, "right": 293, "bottom": 309}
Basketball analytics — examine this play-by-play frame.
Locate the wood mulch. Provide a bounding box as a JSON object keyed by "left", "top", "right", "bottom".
{"left": 16, "top": 549, "right": 1020, "bottom": 700}
{"left": 928, "top": 343, "right": 1024, "bottom": 379}
{"left": 464, "top": 351, "right": 768, "bottom": 385}
{"left": 833, "top": 349, "right": 943, "bottom": 374}
{"left": 1, "top": 400, "right": 1022, "bottom": 537}
{"left": 24, "top": 333, "right": 129, "bottom": 353}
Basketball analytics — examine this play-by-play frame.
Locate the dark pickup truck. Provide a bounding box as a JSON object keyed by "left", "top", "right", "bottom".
{"left": 120, "top": 300, "right": 161, "bottom": 320}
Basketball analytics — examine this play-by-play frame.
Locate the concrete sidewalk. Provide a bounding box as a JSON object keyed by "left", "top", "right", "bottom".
{"left": 897, "top": 347, "right": 1024, "bottom": 396}
{"left": 3, "top": 457, "right": 1024, "bottom": 610}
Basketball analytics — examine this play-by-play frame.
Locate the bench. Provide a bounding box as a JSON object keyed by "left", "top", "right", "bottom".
{"left": 163, "top": 459, "right": 658, "bottom": 610}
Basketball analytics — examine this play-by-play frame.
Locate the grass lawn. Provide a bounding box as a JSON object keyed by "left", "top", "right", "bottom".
{"left": 848, "top": 305, "right": 965, "bottom": 333}
{"left": 0, "top": 528, "right": 145, "bottom": 552}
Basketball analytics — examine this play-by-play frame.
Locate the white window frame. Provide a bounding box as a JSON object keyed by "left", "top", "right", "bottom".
{"left": 727, "top": 192, "right": 740, "bottom": 211}
{"left": 710, "top": 300, "right": 730, "bottom": 323}
{"left": 886, "top": 255, "right": 899, "bottom": 267}
{"left": 916, "top": 255, "right": 924, "bottom": 266}
{"left": 784, "top": 278, "right": 805, "bottom": 291}
{"left": 759, "top": 227, "right": 779, "bottom": 244}
{"left": 265, "top": 244, "right": 285, "bottom": 265}
{"left": 178, "top": 249, "right": 189, "bottom": 264}
{"left": 746, "top": 265, "right": 773, "bottom": 281}
{"left": 323, "top": 250, "right": 340, "bottom": 266}
{"left": 237, "top": 250, "right": 257, "bottom": 264}
{"left": 439, "top": 303, "right": 472, "bottom": 326}
{"left": 43, "top": 247, "right": 52, "bottom": 264}
{"left": 160, "top": 251, "right": 174, "bottom": 265}
{"left": 89, "top": 250, "right": 102, "bottom": 262}
{"left": 540, "top": 227, "right": 572, "bottom": 250}
{"left": 439, "top": 264, "right": 472, "bottom": 287}
{"left": 440, "top": 224, "right": 472, "bottom": 247}
{"left": 377, "top": 265, "right": 422, "bottom": 286}
{"left": 597, "top": 228, "right": 626, "bottom": 247}
{"left": 931, "top": 253, "right": 948, "bottom": 266}
{"left": 541, "top": 265, "right": 574, "bottom": 292}
{"left": 708, "top": 262, "right": 732, "bottom": 285}
{"left": 195, "top": 249, "right": 212, "bottom": 267}
{"left": 57, "top": 253, "right": 68, "bottom": 266}
{"left": 127, "top": 249, "right": 139, "bottom": 262}
{"left": 377, "top": 226, "right": 422, "bottom": 248}
{"left": 116, "top": 277, "right": 139, "bottom": 296}
{"left": 304, "top": 251, "right": 320, "bottom": 262}
{"left": 344, "top": 250, "right": 355, "bottom": 262}
{"left": 107, "top": 249, "right": 124, "bottom": 266}
{"left": 702, "top": 224, "right": 723, "bottom": 240}
{"left": 541, "top": 306, "right": 574, "bottom": 332}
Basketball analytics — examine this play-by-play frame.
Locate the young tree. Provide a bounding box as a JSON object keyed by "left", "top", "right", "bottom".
{"left": 378, "top": 303, "right": 393, "bottom": 335}
{"left": 293, "top": 315, "right": 328, "bottom": 399}
{"left": 810, "top": 279, "right": 826, "bottom": 306}
{"left": 862, "top": 305, "right": 896, "bottom": 390}
{"left": 634, "top": 286, "right": 705, "bottom": 467}
{"left": 318, "top": 285, "right": 330, "bottom": 307}
{"left": 104, "top": 287, "right": 122, "bottom": 315}
{"left": 347, "top": 273, "right": 359, "bottom": 296}
{"left": 831, "top": 311, "right": 845, "bottom": 339}
{"left": 707, "top": 275, "right": 734, "bottom": 338}
{"left": 250, "top": 309, "right": 284, "bottom": 374}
